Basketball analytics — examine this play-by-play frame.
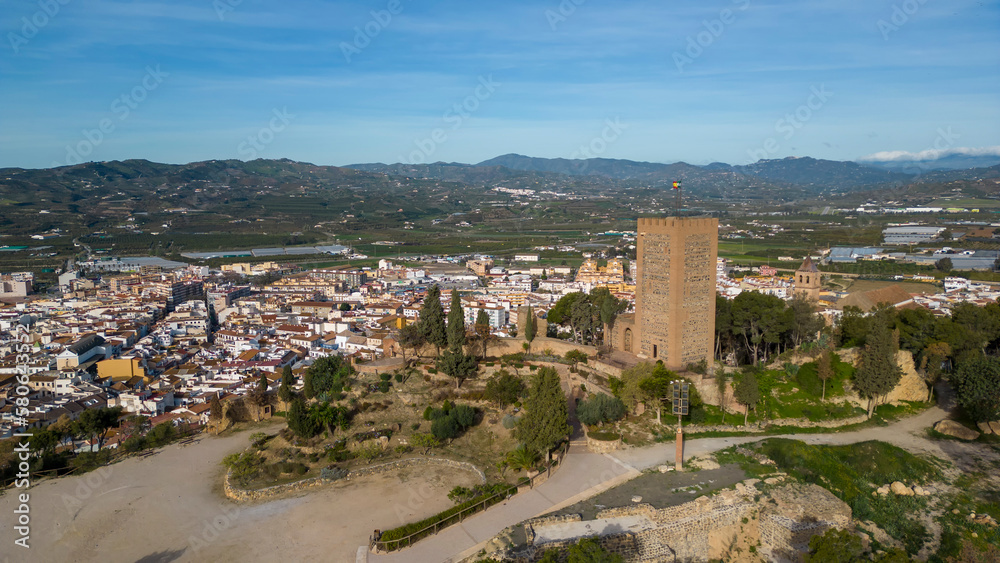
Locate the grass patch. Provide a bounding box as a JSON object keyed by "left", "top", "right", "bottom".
{"left": 933, "top": 474, "right": 1000, "bottom": 562}
{"left": 755, "top": 438, "right": 942, "bottom": 555}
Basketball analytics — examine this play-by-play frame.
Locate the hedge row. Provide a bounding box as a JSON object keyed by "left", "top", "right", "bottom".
{"left": 378, "top": 481, "right": 522, "bottom": 549}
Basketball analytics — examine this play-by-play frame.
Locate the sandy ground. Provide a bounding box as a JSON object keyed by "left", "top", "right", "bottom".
{"left": 0, "top": 422, "right": 481, "bottom": 563}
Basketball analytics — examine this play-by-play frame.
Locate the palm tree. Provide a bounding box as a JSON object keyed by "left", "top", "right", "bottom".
{"left": 505, "top": 444, "right": 540, "bottom": 474}
{"left": 309, "top": 402, "right": 342, "bottom": 436}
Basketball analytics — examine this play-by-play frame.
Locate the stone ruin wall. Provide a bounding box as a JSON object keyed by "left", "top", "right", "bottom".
{"left": 515, "top": 482, "right": 849, "bottom": 563}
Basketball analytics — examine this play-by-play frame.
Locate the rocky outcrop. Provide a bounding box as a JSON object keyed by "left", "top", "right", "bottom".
{"left": 934, "top": 419, "right": 980, "bottom": 441}
{"left": 977, "top": 421, "right": 1000, "bottom": 435}
{"left": 509, "top": 481, "right": 851, "bottom": 563}
{"left": 883, "top": 350, "right": 929, "bottom": 403}
{"left": 890, "top": 481, "right": 915, "bottom": 496}
{"left": 874, "top": 482, "right": 932, "bottom": 497}
{"left": 838, "top": 349, "right": 929, "bottom": 407}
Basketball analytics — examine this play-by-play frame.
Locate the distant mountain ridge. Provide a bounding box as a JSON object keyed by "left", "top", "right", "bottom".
{"left": 859, "top": 153, "right": 1000, "bottom": 172}
{"left": 347, "top": 154, "right": 994, "bottom": 192}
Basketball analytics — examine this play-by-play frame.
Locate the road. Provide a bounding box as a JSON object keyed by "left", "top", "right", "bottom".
{"left": 365, "top": 384, "right": 989, "bottom": 563}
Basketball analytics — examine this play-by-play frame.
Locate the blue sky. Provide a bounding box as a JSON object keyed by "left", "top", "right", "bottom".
{"left": 1, "top": 0, "right": 998, "bottom": 168}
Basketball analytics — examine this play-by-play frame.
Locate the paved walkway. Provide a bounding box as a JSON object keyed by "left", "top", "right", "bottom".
{"left": 365, "top": 383, "right": 984, "bottom": 563}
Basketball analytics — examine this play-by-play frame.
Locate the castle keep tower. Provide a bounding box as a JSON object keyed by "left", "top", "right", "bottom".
{"left": 613, "top": 217, "right": 718, "bottom": 370}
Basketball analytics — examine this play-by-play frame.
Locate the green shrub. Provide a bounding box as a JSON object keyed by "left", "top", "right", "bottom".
{"left": 380, "top": 373, "right": 392, "bottom": 381}
{"left": 577, "top": 393, "right": 626, "bottom": 426}
{"left": 122, "top": 435, "right": 147, "bottom": 453}
{"left": 379, "top": 483, "right": 517, "bottom": 549}
{"left": 378, "top": 380, "right": 391, "bottom": 393}
{"left": 432, "top": 416, "right": 460, "bottom": 441}
{"left": 146, "top": 422, "right": 177, "bottom": 447}
{"left": 394, "top": 373, "right": 404, "bottom": 383}
{"left": 451, "top": 404, "right": 477, "bottom": 429}
{"left": 690, "top": 407, "right": 706, "bottom": 424}
{"left": 586, "top": 431, "right": 620, "bottom": 441}
{"left": 796, "top": 362, "right": 823, "bottom": 397}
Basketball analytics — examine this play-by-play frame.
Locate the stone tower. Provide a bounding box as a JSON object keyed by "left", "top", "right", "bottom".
{"left": 611, "top": 217, "right": 718, "bottom": 370}
{"left": 794, "top": 256, "right": 821, "bottom": 302}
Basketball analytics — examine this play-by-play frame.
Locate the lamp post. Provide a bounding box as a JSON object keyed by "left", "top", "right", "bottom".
{"left": 671, "top": 380, "right": 689, "bottom": 471}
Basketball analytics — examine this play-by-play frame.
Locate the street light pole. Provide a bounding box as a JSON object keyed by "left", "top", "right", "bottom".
{"left": 672, "top": 380, "right": 688, "bottom": 472}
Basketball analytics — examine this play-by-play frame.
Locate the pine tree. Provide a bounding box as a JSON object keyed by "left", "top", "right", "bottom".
{"left": 854, "top": 318, "right": 902, "bottom": 418}
{"left": 420, "top": 285, "right": 448, "bottom": 355}
{"left": 514, "top": 366, "right": 570, "bottom": 457}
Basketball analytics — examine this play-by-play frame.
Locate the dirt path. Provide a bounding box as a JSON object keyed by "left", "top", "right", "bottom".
{"left": 364, "top": 384, "right": 997, "bottom": 563}
{"left": 613, "top": 383, "right": 995, "bottom": 473}
{"left": 0, "top": 422, "right": 482, "bottom": 563}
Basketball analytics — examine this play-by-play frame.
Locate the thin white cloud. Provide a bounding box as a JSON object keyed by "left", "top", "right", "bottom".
{"left": 859, "top": 146, "right": 1000, "bottom": 162}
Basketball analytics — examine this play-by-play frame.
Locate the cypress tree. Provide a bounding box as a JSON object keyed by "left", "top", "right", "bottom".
{"left": 734, "top": 369, "right": 761, "bottom": 426}
{"left": 420, "top": 285, "right": 448, "bottom": 355}
{"left": 438, "top": 291, "right": 478, "bottom": 388}
{"left": 524, "top": 306, "right": 537, "bottom": 353}
{"left": 279, "top": 364, "right": 294, "bottom": 402}
{"left": 816, "top": 349, "right": 834, "bottom": 401}
{"left": 854, "top": 318, "right": 902, "bottom": 418}
{"left": 447, "top": 291, "right": 466, "bottom": 349}
{"left": 475, "top": 309, "right": 491, "bottom": 359}
{"left": 514, "top": 366, "right": 570, "bottom": 457}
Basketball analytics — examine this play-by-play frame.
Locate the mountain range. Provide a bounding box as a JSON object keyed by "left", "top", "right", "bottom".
{"left": 347, "top": 154, "right": 1000, "bottom": 193}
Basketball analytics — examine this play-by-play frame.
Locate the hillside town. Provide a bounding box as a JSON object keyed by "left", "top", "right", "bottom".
{"left": 3, "top": 241, "right": 999, "bottom": 448}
